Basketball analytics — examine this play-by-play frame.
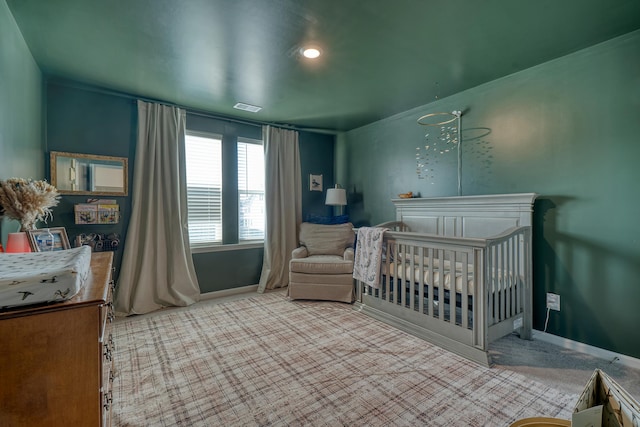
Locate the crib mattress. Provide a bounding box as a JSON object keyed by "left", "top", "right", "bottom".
{"left": 0, "top": 246, "right": 92, "bottom": 309}
{"left": 384, "top": 263, "right": 475, "bottom": 294}
{"left": 382, "top": 262, "right": 521, "bottom": 295}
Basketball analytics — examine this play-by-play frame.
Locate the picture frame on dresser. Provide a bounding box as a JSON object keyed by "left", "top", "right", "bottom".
{"left": 26, "top": 227, "right": 71, "bottom": 252}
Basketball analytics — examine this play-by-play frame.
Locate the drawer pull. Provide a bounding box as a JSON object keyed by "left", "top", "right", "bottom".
{"left": 107, "top": 301, "right": 115, "bottom": 323}
{"left": 103, "top": 390, "right": 113, "bottom": 410}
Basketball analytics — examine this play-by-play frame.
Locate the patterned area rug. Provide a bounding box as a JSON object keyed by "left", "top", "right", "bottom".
{"left": 112, "top": 292, "right": 577, "bottom": 426}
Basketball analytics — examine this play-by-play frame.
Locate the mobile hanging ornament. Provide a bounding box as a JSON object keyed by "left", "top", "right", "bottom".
{"left": 416, "top": 111, "right": 462, "bottom": 194}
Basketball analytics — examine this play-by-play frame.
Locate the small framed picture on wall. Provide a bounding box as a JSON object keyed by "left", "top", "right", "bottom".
{"left": 310, "top": 174, "right": 323, "bottom": 192}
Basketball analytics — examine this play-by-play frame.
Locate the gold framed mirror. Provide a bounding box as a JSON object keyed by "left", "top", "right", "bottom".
{"left": 50, "top": 151, "right": 128, "bottom": 196}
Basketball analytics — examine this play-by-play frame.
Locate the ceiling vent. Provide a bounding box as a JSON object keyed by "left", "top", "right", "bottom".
{"left": 233, "top": 102, "right": 262, "bottom": 113}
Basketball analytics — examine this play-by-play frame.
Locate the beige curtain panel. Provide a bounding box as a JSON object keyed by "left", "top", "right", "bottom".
{"left": 258, "top": 126, "right": 302, "bottom": 293}
{"left": 115, "top": 100, "right": 200, "bottom": 315}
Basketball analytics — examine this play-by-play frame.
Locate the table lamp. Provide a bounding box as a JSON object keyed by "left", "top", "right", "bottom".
{"left": 325, "top": 185, "right": 347, "bottom": 216}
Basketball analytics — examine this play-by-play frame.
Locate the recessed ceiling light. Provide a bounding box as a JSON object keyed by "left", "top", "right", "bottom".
{"left": 233, "top": 102, "right": 262, "bottom": 113}
{"left": 301, "top": 47, "right": 321, "bottom": 59}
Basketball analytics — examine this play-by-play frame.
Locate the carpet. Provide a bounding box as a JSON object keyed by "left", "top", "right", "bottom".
{"left": 112, "top": 292, "right": 577, "bottom": 426}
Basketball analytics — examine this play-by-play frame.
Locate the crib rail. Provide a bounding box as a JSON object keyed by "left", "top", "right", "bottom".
{"left": 355, "top": 225, "right": 532, "bottom": 365}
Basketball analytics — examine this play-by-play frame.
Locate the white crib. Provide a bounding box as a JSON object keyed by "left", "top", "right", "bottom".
{"left": 354, "top": 193, "right": 538, "bottom": 366}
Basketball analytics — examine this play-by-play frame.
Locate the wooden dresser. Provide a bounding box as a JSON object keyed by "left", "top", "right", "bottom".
{"left": 0, "top": 251, "right": 115, "bottom": 426}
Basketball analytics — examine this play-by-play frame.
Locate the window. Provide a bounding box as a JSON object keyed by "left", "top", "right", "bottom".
{"left": 185, "top": 132, "right": 222, "bottom": 246}
{"left": 237, "top": 138, "right": 265, "bottom": 241}
{"left": 185, "top": 131, "right": 264, "bottom": 248}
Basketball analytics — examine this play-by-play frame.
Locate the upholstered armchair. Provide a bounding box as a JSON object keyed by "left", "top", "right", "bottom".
{"left": 288, "top": 222, "right": 356, "bottom": 303}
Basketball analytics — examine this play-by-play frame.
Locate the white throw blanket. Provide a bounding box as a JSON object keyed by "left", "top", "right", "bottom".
{"left": 353, "top": 227, "right": 388, "bottom": 288}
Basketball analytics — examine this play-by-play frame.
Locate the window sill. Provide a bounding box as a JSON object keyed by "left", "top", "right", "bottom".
{"left": 190, "top": 242, "right": 264, "bottom": 254}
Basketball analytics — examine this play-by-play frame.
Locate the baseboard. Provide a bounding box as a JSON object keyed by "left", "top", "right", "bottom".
{"left": 200, "top": 285, "right": 259, "bottom": 301}
{"left": 533, "top": 330, "right": 640, "bottom": 371}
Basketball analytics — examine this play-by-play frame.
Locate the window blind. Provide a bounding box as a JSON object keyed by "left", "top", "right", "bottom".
{"left": 185, "top": 133, "right": 222, "bottom": 245}
{"left": 237, "top": 138, "right": 265, "bottom": 241}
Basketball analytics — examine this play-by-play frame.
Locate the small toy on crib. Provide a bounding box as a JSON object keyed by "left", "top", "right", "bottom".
{"left": 398, "top": 192, "right": 413, "bottom": 199}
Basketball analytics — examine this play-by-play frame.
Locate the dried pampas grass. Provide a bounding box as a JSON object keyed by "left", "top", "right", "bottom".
{"left": 0, "top": 178, "right": 60, "bottom": 231}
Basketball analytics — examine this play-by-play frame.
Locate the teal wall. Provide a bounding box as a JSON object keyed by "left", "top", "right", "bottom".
{"left": 44, "top": 82, "right": 334, "bottom": 293}
{"left": 0, "top": 0, "right": 43, "bottom": 245}
{"left": 300, "top": 131, "right": 336, "bottom": 220}
{"left": 343, "top": 31, "right": 640, "bottom": 358}
{"left": 46, "top": 81, "right": 136, "bottom": 279}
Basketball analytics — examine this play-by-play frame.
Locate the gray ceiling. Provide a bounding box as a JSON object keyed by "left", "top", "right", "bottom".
{"left": 7, "top": 0, "right": 640, "bottom": 131}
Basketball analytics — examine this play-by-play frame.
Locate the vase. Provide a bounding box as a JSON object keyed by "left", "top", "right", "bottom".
{"left": 5, "top": 232, "right": 32, "bottom": 253}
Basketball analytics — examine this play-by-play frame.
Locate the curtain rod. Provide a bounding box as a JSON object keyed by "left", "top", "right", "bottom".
{"left": 48, "top": 77, "right": 339, "bottom": 135}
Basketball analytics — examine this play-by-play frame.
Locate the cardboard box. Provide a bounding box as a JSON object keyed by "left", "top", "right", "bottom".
{"left": 75, "top": 203, "right": 120, "bottom": 224}
{"left": 573, "top": 369, "right": 640, "bottom": 427}
{"left": 74, "top": 204, "right": 98, "bottom": 224}
{"left": 97, "top": 204, "right": 119, "bottom": 224}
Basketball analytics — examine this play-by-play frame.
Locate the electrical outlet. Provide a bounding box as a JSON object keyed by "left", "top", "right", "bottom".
{"left": 546, "top": 292, "right": 560, "bottom": 311}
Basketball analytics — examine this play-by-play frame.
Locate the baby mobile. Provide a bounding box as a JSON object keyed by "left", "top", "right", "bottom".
{"left": 415, "top": 110, "right": 462, "bottom": 195}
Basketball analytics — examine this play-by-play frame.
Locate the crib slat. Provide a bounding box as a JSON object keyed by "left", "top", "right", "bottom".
{"left": 437, "top": 249, "right": 445, "bottom": 323}
{"left": 461, "top": 251, "right": 469, "bottom": 329}
{"left": 395, "top": 242, "right": 400, "bottom": 305}
{"left": 500, "top": 242, "right": 506, "bottom": 322}
{"left": 408, "top": 245, "right": 415, "bottom": 310}
{"left": 515, "top": 234, "right": 521, "bottom": 314}
{"left": 523, "top": 227, "right": 533, "bottom": 339}
{"left": 418, "top": 246, "right": 424, "bottom": 314}
{"left": 427, "top": 247, "right": 434, "bottom": 317}
{"left": 498, "top": 242, "right": 507, "bottom": 322}
{"left": 384, "top": 240, "right": 389, "bottom": 302}
{"left": 400, "top": 242, "right": 405, "bottom": 305}
{"left": 498, "top": 242, "right": 508, "bottom": 322}
{"left": 488, "top": 245, "right": 495, "bottom": 325}
{"left": 448, "top": 250, "right": 455, "bottom": 324}
{"left": 451, "top": 250, "right": 458, "bottom": 326}
{"left": 509, "top": 236, "right": 515, "bottom": 317}
{"left": 475, "top": 247, "right": 487, "bottom": 351}
{"left": 507, "top": 239, "right": 512, "bottom": 318}
{"left": 387, "top": 241, "right": 399, "bottom": 302}
{"left": 400, "top": 243, "right": 405, "bottom": 307}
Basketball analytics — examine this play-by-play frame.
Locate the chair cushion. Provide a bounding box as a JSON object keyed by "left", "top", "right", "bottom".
{"left": 290, "top": 255, "right": 354, "bottom": 274}
{"left": 299, "top": 222, "right": 355, "bottom": 256}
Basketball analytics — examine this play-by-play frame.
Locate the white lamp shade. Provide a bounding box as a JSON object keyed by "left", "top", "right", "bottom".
{"left": 325, "top": 188, "right": 347, "bottom": 206}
